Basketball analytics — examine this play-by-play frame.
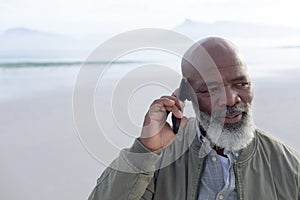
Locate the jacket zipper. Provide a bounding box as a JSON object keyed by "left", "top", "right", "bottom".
{"left": 234, "top": 162, "right": 243, "bottom": 200}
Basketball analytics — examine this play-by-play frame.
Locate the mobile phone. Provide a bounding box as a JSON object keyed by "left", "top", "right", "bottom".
{"left": 172, "top": 78, "right": 190, "bottom": 134}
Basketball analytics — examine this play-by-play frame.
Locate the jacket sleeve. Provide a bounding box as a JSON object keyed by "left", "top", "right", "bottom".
{"left": 88, "top": 139, "right": 161, "bottom": 200}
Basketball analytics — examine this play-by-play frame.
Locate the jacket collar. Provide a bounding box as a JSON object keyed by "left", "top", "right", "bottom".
{"left": 237, "top": 130, "right": 257, "bottom": 163}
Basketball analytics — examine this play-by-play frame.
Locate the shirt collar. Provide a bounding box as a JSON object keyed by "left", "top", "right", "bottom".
{"left": 196, "top": 125, "right": 240, "bottom": 160}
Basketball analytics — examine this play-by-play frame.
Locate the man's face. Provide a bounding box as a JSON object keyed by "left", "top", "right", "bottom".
{"left": 187, "top": 58, "right": 255, "bottom": 151}
{"left": 182, "top": 37, "right": 255, "bottom": 150}
{"left": 189, "top": 64, "right": 253, "bottom": 123}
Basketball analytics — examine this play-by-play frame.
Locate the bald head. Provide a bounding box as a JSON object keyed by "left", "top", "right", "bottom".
{"left": 182, "top": 37, "right": 246, "bottom": 80}
{"left": 199, "top": 37, "right": 244, "bottom": 68}
{"left": 180, "top": 36, "right": 253, "bottom": 113}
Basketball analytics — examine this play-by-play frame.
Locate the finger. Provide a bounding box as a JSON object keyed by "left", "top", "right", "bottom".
{"left": 152, "top": 97, "right": 176, "bottom": 108}
{"left": 148, "top": 98, "right": 176, "bottom": 120}
{"left": 178, "top": 116, "right": 188, "bottom": 132}
{"left": 149, "top": 98, "right": 176, "bottom": 116}
{"left": 160, "top": 95, "right": 184, "bottom": 109}
{"left": 150, "top": 103, "right": 166, "bottom": 113}
{"left": 164, "top": 105, "right": 182, "bottom": 119}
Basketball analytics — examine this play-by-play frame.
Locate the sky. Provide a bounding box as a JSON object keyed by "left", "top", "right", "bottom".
{"left": 1, "top": 0, "right": 300, "bottom": 36}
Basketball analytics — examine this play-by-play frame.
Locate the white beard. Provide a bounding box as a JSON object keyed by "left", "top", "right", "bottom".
{"left": 197, "top": 106, "right": 255, "bottom": 151}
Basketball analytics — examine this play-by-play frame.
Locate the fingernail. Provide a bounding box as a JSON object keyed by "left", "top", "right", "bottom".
{"left": 179, "top": 101, "right": 184, "bottom": 107}
{"left": 169, "top": 99, "right": 175, "bottom": 104}
{"left": 179, "top": 112, "right": 183, "bottom": 118}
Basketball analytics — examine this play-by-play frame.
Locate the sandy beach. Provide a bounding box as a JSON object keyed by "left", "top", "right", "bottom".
{"left": 1, "top": 64, "right": 300, "bottom": 200}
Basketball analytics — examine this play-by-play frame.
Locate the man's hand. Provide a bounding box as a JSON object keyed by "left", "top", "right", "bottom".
{"left": 140, "top": 95, "right": 188, "bottom": 152}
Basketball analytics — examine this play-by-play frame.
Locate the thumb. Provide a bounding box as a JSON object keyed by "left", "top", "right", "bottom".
{"left": 172, "top": 88, "right": 179, "bottom": 97}
{"left": 178, "top": 116, "right": 188, "bottom": 132}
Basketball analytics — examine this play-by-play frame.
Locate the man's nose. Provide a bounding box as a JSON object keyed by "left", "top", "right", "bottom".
{"left": 220, "top": 86, "right": 241, "bottom": 107}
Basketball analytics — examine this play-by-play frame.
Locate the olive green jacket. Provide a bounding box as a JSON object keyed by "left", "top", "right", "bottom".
{"left": 89, "top": 118, "right": 300, "bottom": 200}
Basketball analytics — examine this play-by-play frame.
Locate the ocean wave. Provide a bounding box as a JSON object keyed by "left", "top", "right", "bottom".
{"left": 0, "top": 60, "right": 143, "bottom": 68}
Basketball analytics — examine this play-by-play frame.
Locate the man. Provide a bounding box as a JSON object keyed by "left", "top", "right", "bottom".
{"left": 89, "top": 37, "right": 300, "bottom": 200}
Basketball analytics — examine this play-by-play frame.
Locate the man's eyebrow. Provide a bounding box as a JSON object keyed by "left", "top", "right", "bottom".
{"left": 232, "top": 76, "right": 249, "bottom": 82}
{"left": 198, "top": 76, "right": 249, "bottom": 88}
{"left": 198, "top": 81, "right": 221, "bottom": 88}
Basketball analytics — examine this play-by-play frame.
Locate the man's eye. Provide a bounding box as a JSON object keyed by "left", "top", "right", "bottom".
{"left": 196, "top": 87, "right": 220, "bottom": 95}
{"left": 196, "top": 90, "right": 209, "bottom": 94}
{"left": 196, "top": 86, "right": 221, "bottom": 96}
{"left": 236, "top": 82, "right": 251, "bottom": 88}
{"left": 208, "top": 87, "right": 220, "bottom": 93}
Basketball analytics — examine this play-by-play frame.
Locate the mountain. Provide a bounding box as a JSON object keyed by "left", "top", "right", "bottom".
{"left": 0, "top": 27, "right": 101, "bottom": 60}
{"left": 3, "top": 27, "right": 57, "bottom": 37}
{"left": 173, "top": 19, "right": 300, "bottom": 46}
{"left": 1, "top": 21, "right": 300, "bottom": 60}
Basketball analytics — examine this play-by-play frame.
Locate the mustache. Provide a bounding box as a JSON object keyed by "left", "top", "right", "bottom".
{"left": 226, "top": 106, "right": 248, "bottom": 114}
{"left": 211, "top": 105, "right": 249, "bottom": 117}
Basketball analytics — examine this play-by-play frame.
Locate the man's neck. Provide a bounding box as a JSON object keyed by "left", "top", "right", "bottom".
{"left": 199, "top": 125, "right": 227, "bottom": 157}
{"left": 213, "top": 146, "right": 227, "bottom": 157}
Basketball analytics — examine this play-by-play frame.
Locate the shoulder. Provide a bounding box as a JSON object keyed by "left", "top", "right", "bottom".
{"left": 255, "top": 128, "right": 300, "bottom": 166}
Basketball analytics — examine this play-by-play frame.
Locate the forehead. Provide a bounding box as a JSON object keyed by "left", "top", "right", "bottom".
{"left": 188, "top": 64, "right": 250, "bottom": 87}
{"left": 182, "top": 38, "right": 250, "bottom": 87}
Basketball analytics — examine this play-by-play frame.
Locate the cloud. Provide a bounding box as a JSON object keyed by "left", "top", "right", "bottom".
{"left": 1, "top": 0, "right": 300, "bottom": 36}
